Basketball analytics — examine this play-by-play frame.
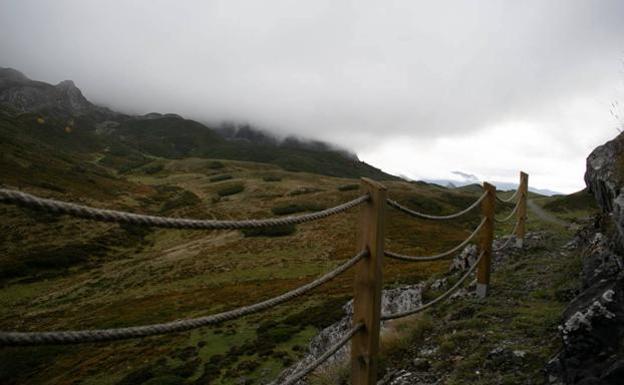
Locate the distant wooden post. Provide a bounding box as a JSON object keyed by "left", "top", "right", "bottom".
{"left": 477, "top": 182, "right": 496, "bottom": 298}
{"left": 514, "top": 172, "right": 529, "bottom": 247}
{"left": 351, "top": 178, "right": 386, "bottom": 385}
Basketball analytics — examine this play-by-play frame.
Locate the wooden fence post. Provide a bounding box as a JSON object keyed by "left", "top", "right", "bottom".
{"left": 351, "top": 178, "right": 386, "bottom": 385}
{"left": 477, "top": 182, "right": 495, "bottom": 298}
{"left": 514, "top": 171, "right": 529, "bottom": 247}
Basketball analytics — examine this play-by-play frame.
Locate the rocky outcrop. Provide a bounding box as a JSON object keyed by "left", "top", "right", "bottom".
{"left": 449, "top": 231, "right": 548, "bottom": 273}
{"left": 547, "top": 231, "right": 624, "bottom": 385}
{"left": 584, "top": 132, "right": 624, "bottom": 245}
{"left": 547, "top": 133, "right": 624, "bottom": 384}
{"left": 0, "top": 67, "right": 117, "bottom": 120}
{"left": 273, "top": 285, "right": 423, "bottom": 384}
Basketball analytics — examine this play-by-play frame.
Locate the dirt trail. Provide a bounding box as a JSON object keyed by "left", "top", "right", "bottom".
{"left": 528, "top": 199, "right": 570, "bottom": 226}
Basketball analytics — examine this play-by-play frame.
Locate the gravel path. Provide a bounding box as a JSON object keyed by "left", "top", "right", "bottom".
{"left": 528, "top": 199, "right": 570, "bottom": 227}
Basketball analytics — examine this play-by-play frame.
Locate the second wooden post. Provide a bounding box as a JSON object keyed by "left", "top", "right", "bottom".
{"left": 477, "top": 182, "right": 496, "bottom": 298}
{"left": 514, "top": 171, "right": 529, "bottom": 247}
{"left": 351, "top": 178, "right": 386, "bottom": 385}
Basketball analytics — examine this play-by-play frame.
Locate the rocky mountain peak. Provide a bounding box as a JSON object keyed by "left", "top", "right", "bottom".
{"left": 0, "top": 67, "right": 29, "bottom": 83}
{"left": 0, "top": 67, "right": 117, "bottom": 120}
{"left": 55, "top": 79, "right": 76, "bottom": 89}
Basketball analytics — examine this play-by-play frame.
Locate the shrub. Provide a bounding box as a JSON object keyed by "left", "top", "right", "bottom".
{"left": 33, "top": 181, "right": 66, "bottom": 193}
{"left": 142, "top": 376, "right": 185, "bottom": 385}
{"left": 208, "top": 161, "right": 225, "bottom": 169}
{"left": 441, "top": 192, "right": 479, "bottom": 210}
{"left": 143, "top": 163, "right": 164, "bottom": 175}
{"left": 241, "top": 224, "right": 296, "bottom": 237}
{"left": 0, "top": 346, "right": 63, "bottom": 384}
{"left": 217, "top": 184, "right": 244, "bottom": 197}
{"left": 210, "top": 174, "right": 233, "bottom": 182}
{"left": 263, "top": 175, "right": 282, "bottom": 182}
{"left": 288, "top": 186, "right": 323, "bottom": 196}
{"left": 337, "top": 183, "right": 359, "bottom": 191}
{"left": 160, "top": 190, "right": 201, "bottom": 213}
{"left": 271, "top": 202, "right": 325, "bottom": 215}
{"left": 283, "top": 296, "right": 349, "bottom": 329}
{"left": 407, "top": 195, "right": 443, "bottom": 214}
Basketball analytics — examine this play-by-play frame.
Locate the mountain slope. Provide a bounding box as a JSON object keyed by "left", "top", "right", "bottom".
{"left": 0, "top": 67, "right": 397, "bottom": 181}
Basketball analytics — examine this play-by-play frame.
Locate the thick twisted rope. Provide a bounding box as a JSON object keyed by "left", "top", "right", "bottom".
{"left": 494, "top": 200, "right": 520, "bottom": 223}
{"left": 387, "top": 192, "right": 486, "bottom": 221}
{"left": 0, "top": 188, "right": 368, "bottom": 229}
{"left": 272, "top": 323, "right": 364, "bottom": 385}
{"left": 497, "top": 188, "right": 519, "bottom": 203}
{"left": 384, "top": 217, "right": 486, "bottom": 262}
{"left": 0, "top": 250, "right": 367, "bottom": 346}
{"left": 381, "top": 251, "right": 484, "bottom": 321}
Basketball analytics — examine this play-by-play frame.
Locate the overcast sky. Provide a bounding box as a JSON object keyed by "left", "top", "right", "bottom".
{"left": 2, "top": 1, "right": 623, "bottom": 193}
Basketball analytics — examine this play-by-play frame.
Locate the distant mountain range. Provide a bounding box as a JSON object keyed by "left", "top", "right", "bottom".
{"left": 423, "top": 178, "right": 562, "bottom": 196}
{"left": 0, "top": 67, "right": 397, "bottom": 181}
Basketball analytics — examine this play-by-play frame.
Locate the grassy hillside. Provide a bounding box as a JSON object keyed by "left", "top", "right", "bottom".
{"left": 0, "top": 120, "right": 524, "bottom": 385}
{"left": 109, "top": 116, "right": 396, "bottom": 180}
{"left": 0, "top": 108, "right": 600, "bottom": 385}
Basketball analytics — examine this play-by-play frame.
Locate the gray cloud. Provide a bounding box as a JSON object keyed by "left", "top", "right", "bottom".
{"left": 1, "top": 1, "right": 623, "bottom": 192}
{"left": 451, "top": 171, "right": 479, "bottom": 183}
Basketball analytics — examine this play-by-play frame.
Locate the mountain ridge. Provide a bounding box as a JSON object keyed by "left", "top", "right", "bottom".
{"left": 0, "top": 67, "right": 397, "bottom": 180}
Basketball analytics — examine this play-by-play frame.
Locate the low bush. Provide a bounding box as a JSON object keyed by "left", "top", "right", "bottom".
{"left": 337, "top": 183, "right": 359, "bottom": 191}
{"left": 142, "top": 376, "right": 184, "bottom": 385}
{"left": 160, "top": 190, "right": 201, "bottom": 213}
{"left": 441, "top": 192, "right": 479, "bottom": 211}
{"left": 271, "top": 202, "right": 325, "bottom": 215}
{"left": 143, "top": 163, "right": 164, "bottom": 175}
{"left": 32, "top": 181, "right": 66, "bottom": 193}
{"left": 209, "top": 174, "right": 233, "bottom": 182}
{"left": 283, "top": 296, "right": 349, "bottom": 329}
{"left": 263, "top": 175, "right": 282, "bottom": 182}
{"left": 0, "top": 224, "right": 152, "bottom": 281}
{"left": 407, "top": 195, "right": 443, "bottom": 214}
{"left": 241, "top": 224, "right": 296, "bottom": 237}
{"left": 288, "top": 186, "right": 323, "bottom": 196}
{"left": 217, "top": 184, "right": 244, "bottom": 197}
{"left": 208, "top": 161, "right": 225, "bottom": 169}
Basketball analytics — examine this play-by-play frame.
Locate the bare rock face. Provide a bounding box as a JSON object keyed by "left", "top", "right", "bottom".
{"left": 584, "top": 132, "right": 624, "bottom": 244}
{"left": 546, "top": 132, "right": 624, "bottom": 385}
{"left": 0, "top": 67, "right": 117, "bottom": 120}
{"left": 547, "top": 233, "right": 624, "bottom": 385}
{"left": 546, "top": 231, "right": 624, "bottom": 385}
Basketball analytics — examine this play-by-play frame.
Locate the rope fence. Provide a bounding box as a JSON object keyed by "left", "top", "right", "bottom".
{"left": 495, "top": 199, "right": 520, "bottom": 223}
{"left": 386, "top": 192, "right": 486, "bottom": 220}
{"left": 0, "top": 250, "right": 366, "bottom": 346}
{"left": 381, "top": 251, "right": 484, "bottom": 321}
{"left": 274, "top": 323, "right": 364, "bottom": 385}
{"left": 384, "top": 217, "right": 486, "bottom": 262}
{"left": 497, "top": 188, "right": 519, "bottom": 203}
{"left": 0, "top": 188, "right": 369, "bottom": 230}
{"left": 0, "top": 171, "right": 530, "bottom": 385}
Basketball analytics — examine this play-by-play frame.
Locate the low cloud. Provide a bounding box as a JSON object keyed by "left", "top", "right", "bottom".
{"left": 1, "top": 0, "right": 623, "bottom": 192}
{"left": 451, "top": 171, "right": 480, "bottom": 183}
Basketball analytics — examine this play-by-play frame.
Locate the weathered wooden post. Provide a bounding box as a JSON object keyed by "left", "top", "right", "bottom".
{"left": 514, "top": 171, "right": 529, "bottom": 247}
{"left": 477, "top": 182, "right": 496, "bottom": 298}
{"left": 351, "top": 178, "right": 386, "bottom": 385}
